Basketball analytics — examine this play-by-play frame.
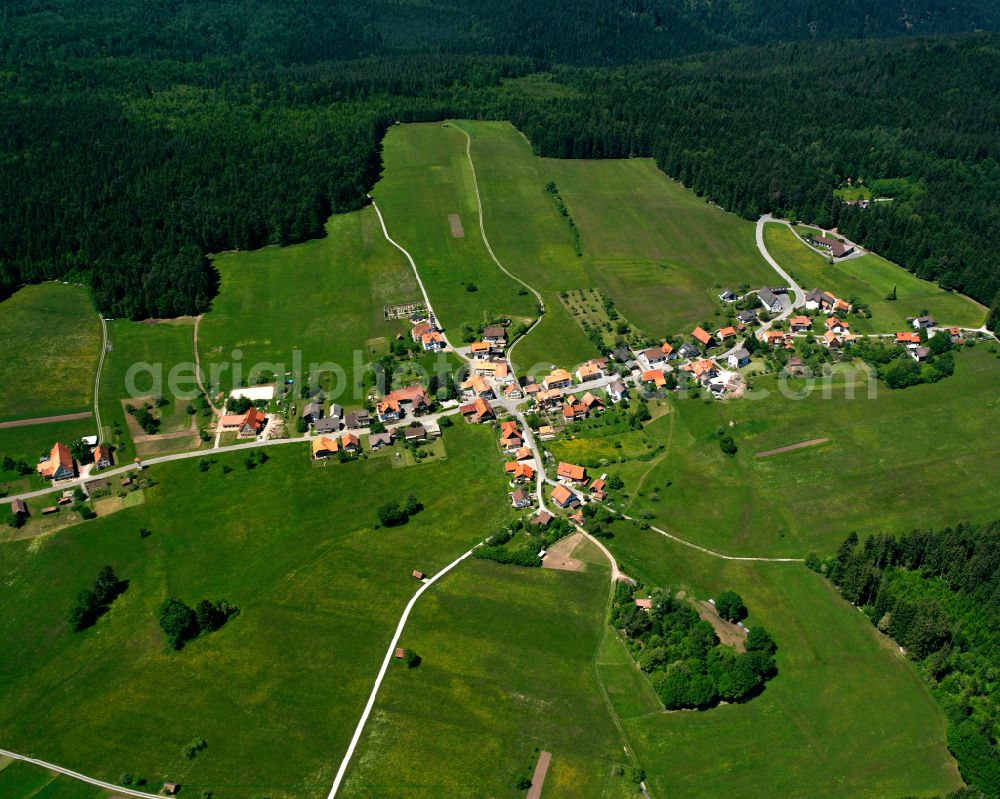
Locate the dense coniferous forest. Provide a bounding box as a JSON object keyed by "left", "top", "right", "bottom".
{"left": 815, "top": 521, "right": 1000, "bottom": 795}
{"left": 1, "top": 1, "right": 999, "bottom": 322}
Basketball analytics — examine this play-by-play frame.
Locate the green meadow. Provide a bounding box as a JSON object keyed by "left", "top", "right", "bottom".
{"left": 591, "top": 347, "right": 1000, "bottom": 556}
{"left": 764, "top": 223, "right": 985, "bottom": 332}
{"left": 542, "top": 157, "right": 776, "bottom": 337}
{"left": 605, "top": 520, "right": 962, "bottom": 799}
{"left": 373, "top": 123, "right": 538, "bottom": 335}
{"left": 0, "top": 283, "right": 102, "bottom": 422}
{"left": 200, "top": 206, "right": 420, "bottom": 398}
{"left": 0, "top": 423, "right": 512, "bottom": 799}
{"left": 0, "top": 759, "right": 114, "bottom": 799}
{"left": 340, "top": 553, "right": 636, "bottom": 798}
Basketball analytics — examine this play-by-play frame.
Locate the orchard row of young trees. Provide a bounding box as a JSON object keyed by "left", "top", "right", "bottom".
{"left": 812, "top": 520, "right": 1000, "bottom": 794}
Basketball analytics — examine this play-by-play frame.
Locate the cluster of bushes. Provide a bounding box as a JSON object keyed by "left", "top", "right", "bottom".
{"left": 125, "top": 401, "right": 161, "bottom": 435}
{"left": 158, "top": 597, "right": 239, "bottom": 650}
{"left": 2, "top": 454, "right": 35, "bottom": 476}
{"left": 812, "top": 520, "right": 1000, "bottom": 794}
{"left": 854, "top": 331, "right": 956, "bottom": 388}
{"left": 474, "top": 543, "right": 542, "bottom": 567}
{"left": 69, "top": 566, "right": 127, "bottom": 631}
{"left": 475, "top": 517, "right": 575, "bottom": 567}
{"left": 544, "top": 181, "right": 581, "bottom": 256}
{"left": 611, "top": 583, "right": 777, "bottom": 711}
{"left": 582, "top": 502, "right": 619, "bottom": 538}
{"left": 376, "top": 494, "right": 422, "bottom": 527}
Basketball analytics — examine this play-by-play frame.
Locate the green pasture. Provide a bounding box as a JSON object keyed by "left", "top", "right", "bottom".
{"left": 340, "top": 556, "right": 637, "bottom": 798}
{"left": 0, "top": 759, "right": 112, "bottom": 799}
{"left": 200, "top": 205, "right": 419, "bottom": 400}
{"left": 373, "top": 123, "right": 538, "bottom": 334}
{"left": 0, "top": 283, "right": 101, "bottom": 422}
{"left": 764, "top": 223, "right": 985, "bottom": 332}
{"left": 596, "top": 347, "right": 1000, "bottom": 556}
{"left": 0, "top": 423, "right": 512, "bottom": 799}
{"left": 605, "top": 520, "right": 962, "bottom": 799}
{"left": 542, "top": 158, "right": 775, "bottom": 337}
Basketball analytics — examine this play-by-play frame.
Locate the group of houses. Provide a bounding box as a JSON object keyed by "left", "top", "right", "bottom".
{"left": 35, "top": 439, "right": 114, "bottom": 483}
{"left": 804, "top": 288, "right": 852, "bottom": 315}
{"left": 377, "top": 382, "right": 432, "bottom": 423}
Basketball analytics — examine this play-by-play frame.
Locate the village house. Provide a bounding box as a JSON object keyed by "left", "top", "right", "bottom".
{"left": 369, "top": 431, "right": 394, "bottom": 449}
{"left": 641, "top": 369, "right": 667, "bottom": 389}
{"left": 345, "top": 409, "right": 370, "bottom": 429}
{"left": 542, "top": 368, "right": 573, "bottom": 391}
{"left": 461, "top": 373, "right": 494, "bottom": 399}
{"left": 812, "top": 235, "right": 854, "bottom": 258}
{"left": 823, "top": 329, "right": 842, "bottom": 349}
{"left": 641, "top": 346, "right": 667, "bottom": 367}
{"left": 315, "top": 415, "right": 342, "bottom": 435}
{"left": 718, "top": 288, "right": 739, "bottom": 302}
{"left": 421, "top": 331, "right": 446, "bottom": 351}
{"left": 757, "top": 288, "right": 783, "bottom": 314}
{"left": 341, "top": 433, "right": 361, "bottom": 453}
{"left": 469, "top": 341, "right": 491, "bottom": 357}
{"left": 557, "top": 462, "right": 587, "bottom": 485}
{"left": 302, "top": 401, "right": 324, "bottom": 424}
{"left": 785, "top": 357, "right": 809, "bottom": 377}
{"left": 504, "top": 382, "right": 523, "bottom": 400}
{"left": 611, "top": 346, "right": 633, "bottom": 364}
{"left": 471, "top": 359, "right": 510, "bottom": 381}
{"left": 500, "top": 421, "right": 523, "bottom": 450}
{"left": 505, "top": 461, "right": 535, "bottom": 483}
{"left": 511, "top": 488, "right": 533, "bottom": 509}
{"left": 660, "top": 341, "right": 677, "bottom": 360}
{"left": 219, "top": 407, "right": 267, "bottom": 438}
{"left": 461, "top": 396, "right": 495, "bottom": 423}
{"left": 403, "top": 425, "right": 427, "bottom": 443}
{"left": 635, "top": 598, "right": 653, "bottom": 611}
{"left": 531, "top": 510, "right": 553, "bottom": 527}
{"left": 737, "top": 309, "right": 759, "bottom": 326}
{"left": 538, "top": 425, "right": 555, "bottom": 441}
{"left": 562, "top": 399, "right": 588, "bottom": 422}
{"left": 716, "top": 326, "right": 737, "bottom": 342}
{"left": 911, "top": 346, "right": 932, "bottom": 362}
{"left": 590, "top": 477, "right": 606, "bottom": 501}
{"left": 691, "top": 327, "right": 713, "bottom": 347}
{"left": 580, "top": 391, "right": 605, "bottom": 414}
{"left": 895, "top": 331, "right": 921, "bottom": 348}
{"left": 311, "top": 436, "right": 339, "bottom": 459}
{"left": 551, "top": 483, "right": 581, "bottom": 509}
{"left": 789, "top": 315, "right": 812, "bottom": 333}
{"left": 482, "top": 325, "right": 507, "bottom": 348}
{"left": 607, "top": 379, "right": 628, "bottom": 403}
{"left": 764, "top": 330, "right": 791, "bottom": 349}
{"left": 575, "top": 359, "right": 606, "bottom": 383}
{"left": 945, "top": 327, "right": 965, "bottom": 344}
{"left": 515, "top": 446, "right": 533, "bottom": 461}
{"left": 684, "top": 359, "right": 718, "bottom": 380}
{"left": 92, "top": 444, "right": 113, "bottom": 469}
{"left": 727, "top": 348, "right": 750, "bottom": 369}
{"left": 913, "top": 315, "right": 937, "bottom": 330}
{"left": 678, "top": 342, "right": 700, "bottom": 359}
{"left": 825, "top": 317, "right": 850, "bottom": 334}
{"left": 534, "top": 388, "right": 564, "bottom": 410}
{"left": 411, "top": 321, "right": 434, "bottom": 342}
{"left": 378, "top": 383, "right": 431, "bottom": 421}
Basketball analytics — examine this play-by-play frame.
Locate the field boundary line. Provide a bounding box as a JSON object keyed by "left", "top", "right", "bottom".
{"left": 0, "top": 411, "right": 92, "bottom": 430}
{"left": 0, "top": 747, "right": 162, "bottom": 798}
{"left": 193, "top": 314, "right": 221, "bottom": 415}
{"left": 325, "top": 545, "right": 478, "bottom": 798}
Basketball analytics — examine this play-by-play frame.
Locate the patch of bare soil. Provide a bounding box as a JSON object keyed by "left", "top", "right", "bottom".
{"left": 448, "top": 213, "right": 465, "bottom": 238}
{"left": 755, "top": 437, "right": 829, "bottom": 458}
{"left": 689, "top": 598, "right": 747, "bottom": 651}
{"left": 0, "top": 411, "right": 92, "bottom": 429}
{"left": 542, "top": 531, "right": 586, "bottom": 572}
{"left": 525, "top": 751, "right": 552, "bottom": 799}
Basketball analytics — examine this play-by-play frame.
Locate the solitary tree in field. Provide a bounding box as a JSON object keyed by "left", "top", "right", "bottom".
{"left": 715, "top": 590, "right": 746, "bottom": 622}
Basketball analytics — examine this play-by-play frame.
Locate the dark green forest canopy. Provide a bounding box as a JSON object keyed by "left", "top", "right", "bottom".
{"left": 1, "top": 1, "right": 999, "bottom": 320}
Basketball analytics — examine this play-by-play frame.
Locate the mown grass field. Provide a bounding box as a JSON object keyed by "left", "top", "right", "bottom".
{"left": 200, "top": 206, "right": 420, "bottom": 400}
{"left": 0, "top": 423, "right": 512, "bottom": 799}
{"left": 595, "top": 347, "right": 1000, "bottom": 556}
{"left": 605, "top": 520, "right": 962, "bottom": 799}
{"left": 98, "top": 319, "right": 211, "bottom": 463}
{"left": 339, "top": 555, "right": 639, "bottom": 798}
{"left": 373, "top": 123, "right": 538, "bottom": 336}
{"left": 542, "top": 158, "right": 776, "bottom": 337}
{"left": 0, "top": 759, "right": 114, "bottom": 799}
{"left": 0, "top": 283, "right": 101, "bottom": 422}
{"left": 764, "top": 223, "right": 985, "bottom": 332}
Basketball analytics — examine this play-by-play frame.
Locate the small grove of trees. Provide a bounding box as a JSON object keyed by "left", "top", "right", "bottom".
{"left": 611, "top": 582, "right": 777, "bottom": 711}
{"left": 714, "top": 590, "right": 747, "bottom": 622}
{"left": 69, "top": 566, "right": 127, "bottom": 631}
{"left": 376, "top": 494, "right": 422, "bottom": 527}
{"left": 158, "top": 597, "right": 239, "bottom": 649}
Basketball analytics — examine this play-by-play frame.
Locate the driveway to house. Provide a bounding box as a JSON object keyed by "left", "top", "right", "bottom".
{"left": 756, "top": 214, "right": 805, "bottom": 321}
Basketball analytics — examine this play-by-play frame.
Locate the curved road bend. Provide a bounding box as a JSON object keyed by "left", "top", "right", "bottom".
{"left": 756, "top": 214, "right": 805, "bottom": 322}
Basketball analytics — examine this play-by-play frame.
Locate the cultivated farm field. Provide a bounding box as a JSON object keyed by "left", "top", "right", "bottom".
{"left": 0, "top": 283, "right": 101, "bottom": 422}
{"left": 200, "top": 206, "right": 420, "bottom": 399}
{"left": 763, "top": 223, "right": 985, "bottom": 332}
{"left": 0, "top": 423, "right": 513, "bottom": 799}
